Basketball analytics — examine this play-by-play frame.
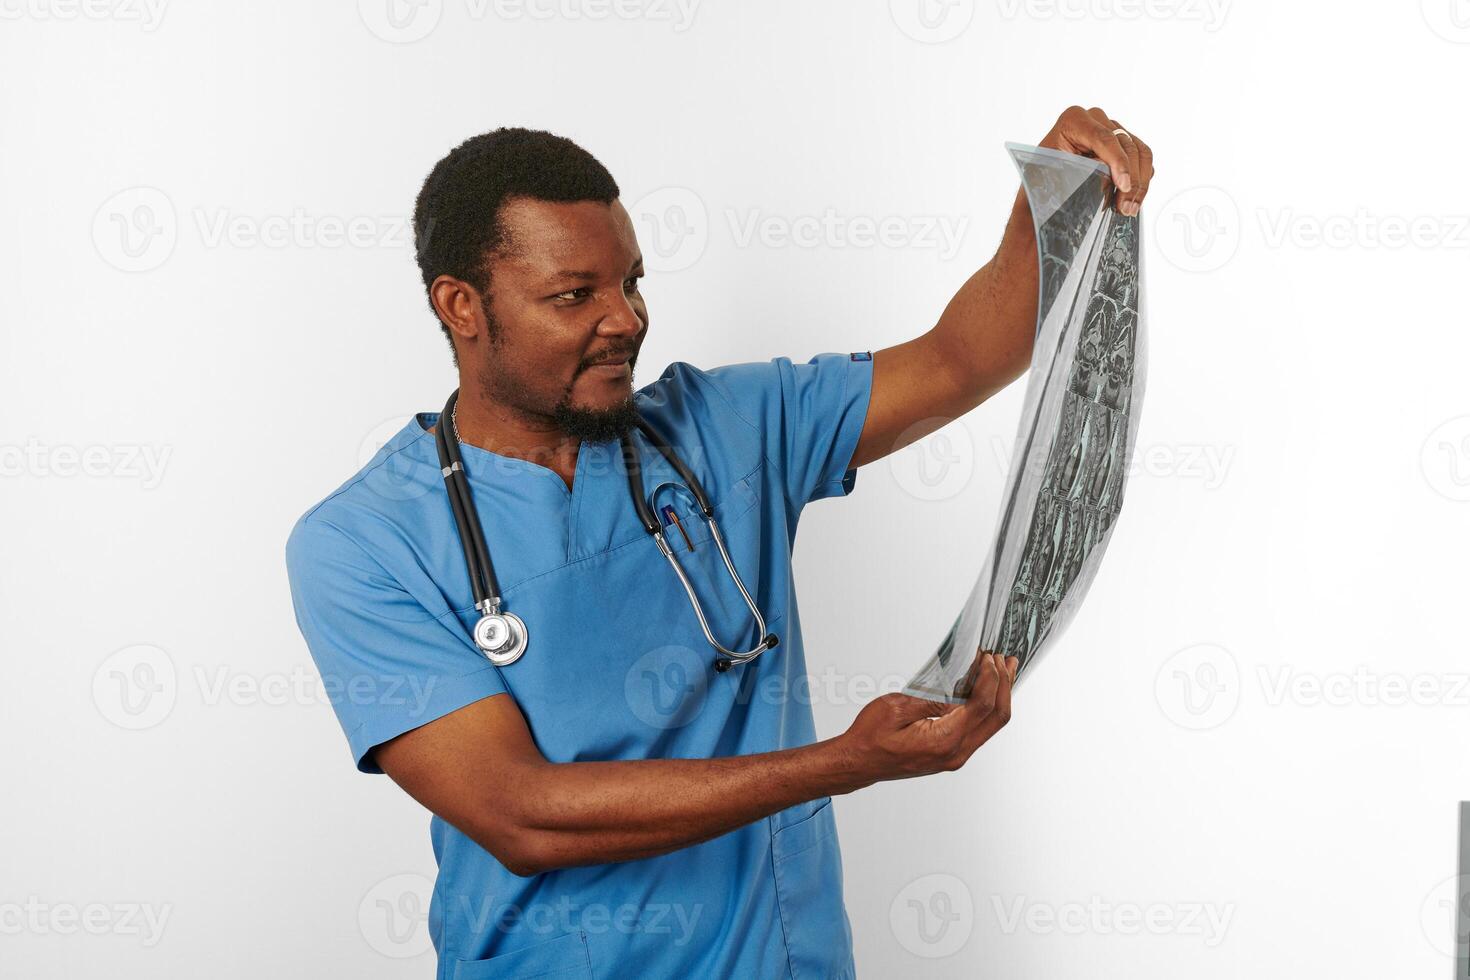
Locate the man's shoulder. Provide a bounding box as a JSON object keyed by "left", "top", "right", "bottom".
{"left": 286, "top": 416, "right": 437, "bottom": 565}
{"left": 635, "top": 357, "right": 784, "bottom": 440}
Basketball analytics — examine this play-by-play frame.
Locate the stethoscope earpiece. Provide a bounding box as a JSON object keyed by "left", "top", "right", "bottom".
{"left": 714, "top": 632, "right": 780, "bottom": 673}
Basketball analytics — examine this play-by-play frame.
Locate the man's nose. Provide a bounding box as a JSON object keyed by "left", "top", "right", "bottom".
{"left": 598, "top": 290, "right": 644, "bottom": 335}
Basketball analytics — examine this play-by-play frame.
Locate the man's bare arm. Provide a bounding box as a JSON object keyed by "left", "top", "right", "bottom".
{"left": 374, "top": 653, "right": 1016, "bottom": 876}
{"left": 847, "top": 107, "right": 1154, "bottom": 471}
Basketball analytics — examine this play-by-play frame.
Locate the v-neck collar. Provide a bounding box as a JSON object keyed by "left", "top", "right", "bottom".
{"left": 414, "top": 412, "right": 621, "bottom": 562}
{"left": 414, "top": 411, "right": 587, "bottom": 495}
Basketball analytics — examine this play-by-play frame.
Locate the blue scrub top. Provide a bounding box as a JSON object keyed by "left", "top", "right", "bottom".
{"left": 286, "top": 351, "right": 874, "bottom": 979}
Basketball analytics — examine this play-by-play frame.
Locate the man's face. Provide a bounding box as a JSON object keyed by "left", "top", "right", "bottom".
{"left": 471, "top": 196, "right": 647, "bottom": 442}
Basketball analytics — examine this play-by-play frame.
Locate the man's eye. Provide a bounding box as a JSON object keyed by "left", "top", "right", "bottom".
{"left": 554, "top": 288, "right": 590, "bottom": 301}
{"left": 624, "top": 276, "right": 642, "bottom": 292}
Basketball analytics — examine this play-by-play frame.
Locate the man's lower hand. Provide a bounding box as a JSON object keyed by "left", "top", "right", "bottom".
{"left": 834, "top": 652, "right": 1017, "bottom": 788}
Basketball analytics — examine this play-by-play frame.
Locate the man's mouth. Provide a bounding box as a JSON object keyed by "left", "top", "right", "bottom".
{"left": 585, "top": 350, "right": 635, "bottom": 375}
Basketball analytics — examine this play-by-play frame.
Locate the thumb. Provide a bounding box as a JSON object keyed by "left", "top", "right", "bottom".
{"left": 878, "top": 692, "right": 961, "bottom": 727}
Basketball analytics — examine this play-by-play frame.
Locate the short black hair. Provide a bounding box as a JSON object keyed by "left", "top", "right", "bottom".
{"left": 412, "top": 127, "right": 621, "bottom": 359}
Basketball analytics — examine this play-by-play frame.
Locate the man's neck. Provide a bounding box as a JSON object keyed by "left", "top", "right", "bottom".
{"left": 451, "top": 390, "right": 581, "bottom": 490}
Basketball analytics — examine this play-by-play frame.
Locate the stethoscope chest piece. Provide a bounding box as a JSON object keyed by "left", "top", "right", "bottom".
{"left": 474, "top": 611, "right": 528, "bottom": 666}
{"left": 437, "top": 387, "right": 779, "bottom": 674}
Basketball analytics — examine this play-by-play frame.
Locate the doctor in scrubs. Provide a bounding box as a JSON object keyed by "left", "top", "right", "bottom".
{"left": 287, "top": 113, "right": 1152, "bottom": 979}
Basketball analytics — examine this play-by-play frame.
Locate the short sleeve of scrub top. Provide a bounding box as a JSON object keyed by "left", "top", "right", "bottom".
{"left": 284, "top": 349, "right": 875, "bottom": 979}
{"left": 286, "top": 517, "right": 512, "bottom": 773}
{"left": 696, "top": 351, "right": 872, "bottom": 511}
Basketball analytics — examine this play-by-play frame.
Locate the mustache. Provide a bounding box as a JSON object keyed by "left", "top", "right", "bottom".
{"left": 583, "top": 348, "right": 638, "bottom": 370}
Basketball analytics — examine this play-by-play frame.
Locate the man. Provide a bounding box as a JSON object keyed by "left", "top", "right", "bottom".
{"left": 286, "top": 112, "right": 1152, "bottom": 978}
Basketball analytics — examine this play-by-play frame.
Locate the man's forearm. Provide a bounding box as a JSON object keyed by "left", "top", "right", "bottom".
{"left": 381, "top": 656, "right": 1015, "bottom": 878}
{"left": 490, "top": 735, "right": 872, "bottom": 875}
{"left": 928, "top": 187, "right": 1040, "bottom": 411}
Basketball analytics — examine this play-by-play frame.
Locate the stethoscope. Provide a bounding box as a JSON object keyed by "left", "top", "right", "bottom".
{"left": 434, "top": 389, "right": 780, "bottom": 672}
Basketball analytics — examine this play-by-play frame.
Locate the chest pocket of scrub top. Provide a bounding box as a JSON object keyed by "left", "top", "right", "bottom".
{"left": 770, "top": 797, "right": 855, "bottom": 980}
{"left": 647, "top": 479, "right": 715, "bottom": 552}
{"left": 646, "top": 471, "right": 769, "bottom": 650}
{"left": 647, "top": 468, "right": 761, "bottom": 550}
{"left": 452, "top": 930, "right": 593, "bottom": 980}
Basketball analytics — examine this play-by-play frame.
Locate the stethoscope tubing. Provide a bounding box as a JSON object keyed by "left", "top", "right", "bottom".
{"left": 436, "top": 392, "right": 501, "bottom": 612}
{"left": 436, "top": 387, "right": 778, "bottom": 670}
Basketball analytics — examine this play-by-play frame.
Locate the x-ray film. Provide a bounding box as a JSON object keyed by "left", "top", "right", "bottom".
{"left": 905, "top": 143, "right": 1148, "bottom": 702}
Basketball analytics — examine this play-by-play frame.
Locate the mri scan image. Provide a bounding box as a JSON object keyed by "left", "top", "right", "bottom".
{"left": 905, "top": 143, "right": 1148, "bottom": 702}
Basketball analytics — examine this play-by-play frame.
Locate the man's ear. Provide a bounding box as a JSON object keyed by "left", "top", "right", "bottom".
{"left": 429, "top": 275, "right": 483, "bottom": 348}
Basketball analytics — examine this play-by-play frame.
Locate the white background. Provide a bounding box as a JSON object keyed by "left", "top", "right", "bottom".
{"left": 3, "top": 1, "right": 1468, "bottom": 977}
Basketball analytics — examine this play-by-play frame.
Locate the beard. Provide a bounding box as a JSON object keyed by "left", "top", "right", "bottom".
{"left": 551, "top": 393, "right": 641, "bottom": 443}
{"left": 477, "top": 295, "right": 641, "bottom": 444}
